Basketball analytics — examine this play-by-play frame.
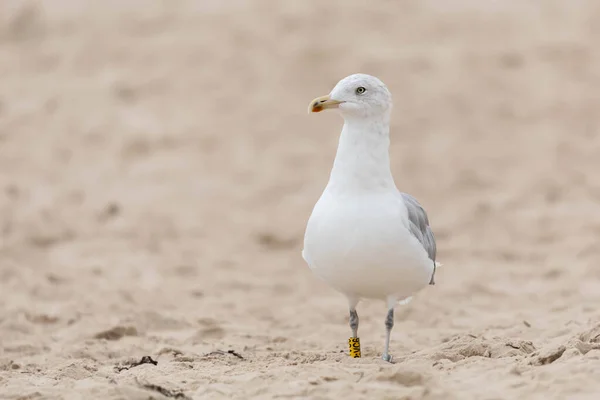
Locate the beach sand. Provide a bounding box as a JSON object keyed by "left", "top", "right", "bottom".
{"left": 1, "top": 1, "right": 600, "bottom": 399}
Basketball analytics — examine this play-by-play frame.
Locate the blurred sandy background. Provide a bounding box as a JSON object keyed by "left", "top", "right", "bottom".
{"left": 1, "top": 0, "right": 600, "bottom": 399}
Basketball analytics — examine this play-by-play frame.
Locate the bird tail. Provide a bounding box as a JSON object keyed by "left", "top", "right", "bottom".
{"left": 398, "top": 297, "right": 413, "bottom": 305}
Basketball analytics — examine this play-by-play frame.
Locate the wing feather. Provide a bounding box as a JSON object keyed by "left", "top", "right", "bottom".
{"left": 400, "top": 193, "right": 437, "bottom": 284}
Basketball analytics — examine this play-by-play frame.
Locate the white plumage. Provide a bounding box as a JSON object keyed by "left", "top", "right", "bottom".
{"left": 303, "top": 73, "right": 439, "bottom": 361}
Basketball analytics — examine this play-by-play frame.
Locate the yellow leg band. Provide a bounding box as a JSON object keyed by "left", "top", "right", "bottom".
{"left": 348, "top": 337, "right": 361, "bottom": 358}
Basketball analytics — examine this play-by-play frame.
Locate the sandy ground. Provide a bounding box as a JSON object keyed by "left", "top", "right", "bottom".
{"left": 1, "top": 1, "right": 600, "bottom": 399}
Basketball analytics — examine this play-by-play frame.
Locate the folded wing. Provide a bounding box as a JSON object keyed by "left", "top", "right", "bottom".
{"left": 400, "top": 193, "right": 437, "bottom": 284}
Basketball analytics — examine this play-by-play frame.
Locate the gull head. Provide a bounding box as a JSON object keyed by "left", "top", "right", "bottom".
{"left": 308, "top": 73, "right": 392, "bottom": 119}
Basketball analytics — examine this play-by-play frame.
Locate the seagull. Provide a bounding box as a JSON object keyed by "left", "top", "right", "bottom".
{"left": 302, "top": 73, "right": 439, "bottom": 362}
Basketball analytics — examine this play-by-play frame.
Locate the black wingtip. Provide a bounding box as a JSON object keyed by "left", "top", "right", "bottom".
{"left": 429, "top": 263, "right": 436, "bottom": 285}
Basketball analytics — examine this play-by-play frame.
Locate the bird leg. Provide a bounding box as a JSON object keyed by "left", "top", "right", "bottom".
{"left": 382, "top": 308, "right": 394, "bottom": 362}
{"left": 348, "top": 306, "right": 361, "bottom": 358}
{"left": 349, "top": 308, "right": 359, "bottom": 338}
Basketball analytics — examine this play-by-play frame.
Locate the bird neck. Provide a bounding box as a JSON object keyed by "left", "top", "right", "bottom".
{"left": 327, "top": 114, "right": 395, "bottom": 193}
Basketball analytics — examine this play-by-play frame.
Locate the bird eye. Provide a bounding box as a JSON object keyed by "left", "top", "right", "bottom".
{"left": 355, "top": 86, "right": 366, "bottom": 95}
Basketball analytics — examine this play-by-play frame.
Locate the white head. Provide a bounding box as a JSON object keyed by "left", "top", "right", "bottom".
{"left": 308, "top": 73, "right": 392, "bottom": 119}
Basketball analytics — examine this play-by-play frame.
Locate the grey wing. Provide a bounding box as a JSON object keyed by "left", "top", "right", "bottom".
{"left": 400, "top": 192, "right": 436, "bottom": 264}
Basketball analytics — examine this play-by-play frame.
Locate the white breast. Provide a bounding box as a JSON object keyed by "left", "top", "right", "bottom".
{"left": 302, "top": 189, "right": 433, "bottom": 301}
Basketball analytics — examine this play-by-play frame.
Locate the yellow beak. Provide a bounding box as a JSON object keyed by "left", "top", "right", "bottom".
{"left": 308, "top": 95, "right": 343, "bottom": 113}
